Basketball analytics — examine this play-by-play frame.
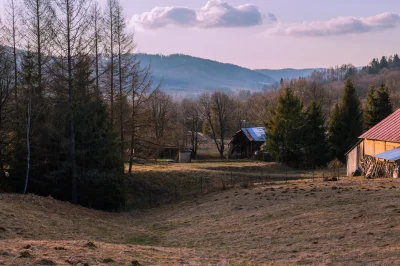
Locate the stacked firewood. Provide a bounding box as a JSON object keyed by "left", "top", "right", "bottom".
{"left": 361, "top": 155, "right": 396, "bottom": 178}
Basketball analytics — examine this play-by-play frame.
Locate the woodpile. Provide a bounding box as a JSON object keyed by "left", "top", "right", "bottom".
{"left": 361, "top": 155, "right": 396, "bottom": 178}
{"left": 328, "top": 159, "right": 344, "bottom": 169}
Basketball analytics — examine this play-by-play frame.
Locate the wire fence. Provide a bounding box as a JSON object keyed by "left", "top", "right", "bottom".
{"left": 124, "top": 166, "right": 347, "bottom": 211}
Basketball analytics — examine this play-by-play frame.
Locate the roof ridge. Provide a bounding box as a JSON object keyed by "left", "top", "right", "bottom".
{"left": 359, "top": 108, "right": 400, "bottom": 142}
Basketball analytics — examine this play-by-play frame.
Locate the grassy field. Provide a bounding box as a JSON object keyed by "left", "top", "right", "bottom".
{"left": 125, "top": 161, "right": 345, "bottom": 209}
{"left": 1, "top": 162, "right": 399, "bottom": 265}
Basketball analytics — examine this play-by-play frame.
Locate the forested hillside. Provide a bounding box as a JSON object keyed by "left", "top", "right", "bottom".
{"left": 293, "top": 54, "right": 400, "bottom": 108}
{"left": 136, "top": 53, "right": 275, "bottom": 97}
{"left": 255, "top": 68, "right": 323, "bottom": 82}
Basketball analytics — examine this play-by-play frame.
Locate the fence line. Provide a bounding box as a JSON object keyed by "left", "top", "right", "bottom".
{"left": 126, "top": 167, "right": 346, "bottom": 210}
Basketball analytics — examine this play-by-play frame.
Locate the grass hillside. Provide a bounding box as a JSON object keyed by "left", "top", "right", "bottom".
{"left": 1, "top": 162, "right": 400, "bottom": 265}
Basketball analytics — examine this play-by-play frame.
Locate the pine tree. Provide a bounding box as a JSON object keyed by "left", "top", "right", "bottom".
{"left": 375, "top": 82, "right": 393, "bottom": 119}
{"left": 303, "top": 100, "right": 328, "bottom": 167}
{"left": 265, "top": 87, "right": 304, "bottom": 164}
{"left": 393, "top": 54, "right": 400, "bottom": 68}
{"left": 364, "top": 85, "right": 376, "bottom": 130}
{"left": 329, "top": 79, "right": 363, "bottom": 161}
{"left": 53, "top": 0, "right": 92, "bottom": 204}
{"left": 369, "top": 58, "right": 380, "bottom": 74}
{"left": 379, "top": 56, "right": 388, "bottom": 69}
{"left": 328, "top": 104, "right": 344, "bottom": 161}
{"left": 364, "top": 82, "right": 393, "bottom": 130}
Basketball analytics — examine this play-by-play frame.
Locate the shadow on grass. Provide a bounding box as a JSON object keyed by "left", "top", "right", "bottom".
{"left": 127, "top": 235, "right": 161, "bottom": 246}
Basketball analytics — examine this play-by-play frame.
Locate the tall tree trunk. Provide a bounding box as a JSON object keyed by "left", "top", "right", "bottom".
{"left": 194, "top": 130, "right": 198, "bottom": 157}
{"left": 36, "top": 0, "right": 42, "bottom": 91}
{"left": 11, "top": 0, "right": 18, "bottom": 112}
{"left": 109, "top": 1, "right": 114, "bottom": 127}
{"left": 117, "top": 12, "right": 124, "bottom": 158}
{"left": 94, "top": 3, "right": 100, "bottom": 100}
{"left": 66, "top": 0, "right": 78, "bottom": 204}
{"left": 24, "top": 86, "right": 31, "bottom": 194}
{"left": 128, "top": 89, "right": 135, "bottom": 175}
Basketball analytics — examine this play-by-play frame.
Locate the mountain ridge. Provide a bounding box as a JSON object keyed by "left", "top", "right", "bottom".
{"left": 136, "top": 53, "right": 322, "bottom": 97}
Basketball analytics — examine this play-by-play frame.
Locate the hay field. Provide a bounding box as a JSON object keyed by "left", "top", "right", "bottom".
{"left": 1, "top": 162, "right": 400, "bottom": 265}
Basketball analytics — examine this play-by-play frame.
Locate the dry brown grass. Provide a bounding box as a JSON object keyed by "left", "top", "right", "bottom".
{"left": 124, "top": 161, "right": 345, "bottom": 209}
{"left": 1, "top": 163, "right": 400, "bottom": 265}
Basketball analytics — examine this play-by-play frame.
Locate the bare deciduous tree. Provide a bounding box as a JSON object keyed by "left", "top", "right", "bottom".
{"left": 127, "top": 66, "right": 155, "bottom": 174}
{"left": 114, "top": 0, "right": 136, "bottom": 158}
{"left": 147, "top": 90, "right": 176, "bottom": 159}
{"left": 181, "top": 99, "right": 203, "bottom": 157}
{"left": 199, "top": 91, "right": 234, "bottom": 159}
{"left": 53, "top": 0, "right": 92, "bottom": 204}
{"left": 23, "top": 0, "right": 55, "bottom": 93}
{"left": 90, "top": 2, "right": 103, "bottom": 100}
{"left": 5, "top": 0, "right": 20, "bottom": 112}
{"left": 104, "top": 0, "right": 116, "bottom": 126}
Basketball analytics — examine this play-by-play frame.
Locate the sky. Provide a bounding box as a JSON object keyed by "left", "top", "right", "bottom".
{"left": 3, "top": 0, "right": 400, "bottom": 69}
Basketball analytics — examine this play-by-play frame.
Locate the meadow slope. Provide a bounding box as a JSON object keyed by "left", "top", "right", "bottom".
{"left": 1, "top": 167, "right": 400, "bottom": 265}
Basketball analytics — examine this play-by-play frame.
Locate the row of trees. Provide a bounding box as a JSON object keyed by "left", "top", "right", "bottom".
{"left": 176, "top": 78, "right": 393, "bottom": 168}
{"left": 265, "top": 79, "right": 393, "bottom": 167}
{"left": 290, "top": 54, "right": 400, "bottom": 88}
{"left": 363, "top": 55, "right": 400, "bottom": 74}
{"left": 0, "top": 0, "right": 174, "bottom": 209}
{"left": 265, "top": 88, "right": 328, "bottom": 167}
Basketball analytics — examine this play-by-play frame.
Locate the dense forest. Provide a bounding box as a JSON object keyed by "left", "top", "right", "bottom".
{"left": 0, "top": 0, "right": 161, "bottom": 209}
{"left": 0, "top": 0, "right": 397, "bottom": 210}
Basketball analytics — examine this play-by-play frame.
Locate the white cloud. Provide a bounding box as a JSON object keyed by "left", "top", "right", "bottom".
{"left": 268, "top": 12, "right": 400, "bottom": 37}
{"left": 130, "top": 0, "right": 268, "bottom": 30}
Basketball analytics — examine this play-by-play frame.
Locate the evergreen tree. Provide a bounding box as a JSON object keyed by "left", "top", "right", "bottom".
{"left": 379, "top": 56, "right": 388, "bottom": 69}
{"left": 393, "top": 54, "right": 400, "bottom": 68}
{"left": 364, "top": 82, "right": 393, "bottom": 130}
{"left": 329, "top": 79, "right": 363, "bottom": 161}
{"left": 265, "top": 87, "right": 304, "bottom": 164}
{"left": 388, "top": 55, "right": 394, "bottom": 68}
{"left": 328, "top": 104, "right": 344, "bottom": 161}
{"left": 370, "top": 58, "right": 380, "bottom": 74}
{"left": 364, "top": 85, "right": 376, "bottom": 130}
{"left": 45, "top": 52, "right": 124, "bottom": 209}
{"left": 303, "top": 100, "right": 328, "bottom": 167}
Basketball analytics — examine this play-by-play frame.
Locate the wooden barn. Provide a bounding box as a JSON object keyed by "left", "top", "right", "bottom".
{"left": 228, "top": 127, "right": 266, "bottom": 159}
{"left": 346, "top": 109, "right": 400, "bottom": 177}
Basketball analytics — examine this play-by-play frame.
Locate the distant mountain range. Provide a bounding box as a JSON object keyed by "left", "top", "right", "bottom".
{"left": 137, "top": 53, "right": 322, "bottom": 97}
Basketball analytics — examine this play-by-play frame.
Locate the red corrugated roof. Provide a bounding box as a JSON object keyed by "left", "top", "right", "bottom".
{"left": 360, "top": 109, "right": 400, "bottom": 142}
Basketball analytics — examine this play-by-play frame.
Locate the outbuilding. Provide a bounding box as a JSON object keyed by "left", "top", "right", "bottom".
{"left": 346, "top": 109, "right": 400, "bottom": 177}
{"left": 228, "top": 127, "right": 267, "bottom": 159}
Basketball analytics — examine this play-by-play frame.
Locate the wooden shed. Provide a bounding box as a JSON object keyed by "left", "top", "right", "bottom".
{"left": 346, "top": 109, "right": 400, "bottom": 176}
{"left": 228, "top": 127, "right": 266, "bottom": 159}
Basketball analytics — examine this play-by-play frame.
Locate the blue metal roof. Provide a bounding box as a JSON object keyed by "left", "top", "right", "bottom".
{"left": 374, "top": 147, "right": 400, "bottom": 161}
{"left": 242, "top": 127, "right": 267, "bottom": 142}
